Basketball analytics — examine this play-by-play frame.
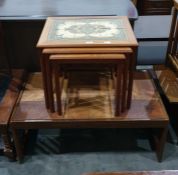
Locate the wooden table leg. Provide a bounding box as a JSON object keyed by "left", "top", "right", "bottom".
{"left": 115, "top": 62, "right": 123, "bottom": 116}
{"left": 155, "top": 126, "right": 168, "bottom": 162}
{"left": 39, "top": 51, "right": 50, "bottom": 109}
{"left": 45, "top": 56, "right": 55, "bottom": 112}
{"left": 54, "top": 63, "right": 62, "bottom": 115}
{"left": 121, "top": 55, "right": 129, "bottom": 112}
{"left": 127, "top": 48, "right": 137, "bottom": 109}
{"left": 12, "top": 128, "right": 24, "bottom": 162}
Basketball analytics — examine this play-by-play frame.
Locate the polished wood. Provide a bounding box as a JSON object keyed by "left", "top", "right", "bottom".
{"left": 0, "top": 69, "right": 25, "bottom": 159}
{"left": 10, "top": 71, "right": 169, "bottom": 162}
{"left": 83, "top": 170, "right": 178, "bottom": 175}
{"left": 50, "top": 54, "right": 126, "bottom": 62}
{"left": 50, "top": 53, "right": 126, "bottom": 116}
{"left": 37, "top": 16, "right": 138, "bottom": 115}
{"left": 43, "top": 47, "right": 133, "bottom": 114}
{"left": 156, "top": 67, "right": 178, "bottom": 103}
{"left": 43, "top": 47, "right": 133, "bottom": 108}
{"left": 43, "top": 47, "right": 133, "bottom": 54}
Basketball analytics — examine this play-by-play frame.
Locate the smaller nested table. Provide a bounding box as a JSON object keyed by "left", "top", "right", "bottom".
{"left": 37, "top": 16, "right": 138, "bottom": 116}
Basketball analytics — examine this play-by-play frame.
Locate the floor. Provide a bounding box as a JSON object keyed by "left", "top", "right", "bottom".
{"left": 0, "top": 128, "right": 178, "bottom": 175}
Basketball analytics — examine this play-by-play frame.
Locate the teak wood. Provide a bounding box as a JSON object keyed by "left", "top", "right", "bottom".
{"left": 37, "top": 16, "right": 138, "bottom": 48}
{"left": 37, "top": 16, "right": 138, "bottom": 115}
{"left": 10, "top": 71, "right": 169, "bottom": 162}
{"left": 50, "top": 53, "right": 126, "bottom": 116}
{"left": 42, "top": 47, "right": 134, "bottom": 114}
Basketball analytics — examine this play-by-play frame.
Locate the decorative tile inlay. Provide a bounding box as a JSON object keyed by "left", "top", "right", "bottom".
{"left": 48, "top": 18, "right": 128, "bottom": 41}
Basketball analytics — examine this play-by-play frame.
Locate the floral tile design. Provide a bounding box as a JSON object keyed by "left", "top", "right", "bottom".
{"left": 48, "top": 18, "right": 128, "bottom": 41}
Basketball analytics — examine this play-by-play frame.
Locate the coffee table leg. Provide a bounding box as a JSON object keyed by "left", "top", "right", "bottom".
{"left": 155, "top": 126, "right": 168, "bottom": 162}
{"left": 12, "top": 128, "right": 24, "bottom": 162}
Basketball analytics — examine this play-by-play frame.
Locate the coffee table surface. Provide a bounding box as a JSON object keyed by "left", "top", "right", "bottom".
{"left": 10, "top": 71, "right": 168, "bottom": 128}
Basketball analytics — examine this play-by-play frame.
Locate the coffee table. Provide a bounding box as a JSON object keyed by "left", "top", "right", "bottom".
{"left": 10, "top": 71, "right": 169, "bottom": 162}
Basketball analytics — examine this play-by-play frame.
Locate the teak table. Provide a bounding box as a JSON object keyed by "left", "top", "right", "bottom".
{"left": 37, "top": 16, "right": 138, "bottom": 116}
{"left": 10, "top": 71, "right": 169, "bottom": 162}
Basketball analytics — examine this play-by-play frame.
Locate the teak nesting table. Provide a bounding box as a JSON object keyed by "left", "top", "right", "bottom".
{"left": 9, "top": 16, "right": 169, "bottom": 162}
{"left": 36, "top": 16, "right": 138, "bottom": 116}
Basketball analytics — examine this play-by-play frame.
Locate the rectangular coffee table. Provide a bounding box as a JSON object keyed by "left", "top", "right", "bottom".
{"left": 10, "top": 70, "right": 169, "bottom": 162}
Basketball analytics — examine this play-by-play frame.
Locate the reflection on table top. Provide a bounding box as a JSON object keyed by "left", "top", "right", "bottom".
{"left": 11, "top": 71, "right": 168, "bottom": 125}
{"left": 0, "top": 0, "right": 138, "bottom": 21}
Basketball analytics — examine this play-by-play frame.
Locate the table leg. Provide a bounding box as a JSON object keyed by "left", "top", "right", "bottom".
{"left": 54, "top": 63, "right": 62, "bottom": 115}
{"left": 12, "top": 128, "right": 24, "bottom": 162}
{"left": 115, "top": 62, "right": 123, "bottom": 116}
{"left": 45, "top": 56, "right": 55, "bottom": 112}
{"left": 39, "top": 52, "right": 50, "bottom": 109}
{"left": 127, "top": 48, "right": 137, "bottom": 109}
{"left": 121, "top": 55, "right": 129, "bottom": 112}
{"left": 155, "top": 126, "right": 168, "bottom": 162}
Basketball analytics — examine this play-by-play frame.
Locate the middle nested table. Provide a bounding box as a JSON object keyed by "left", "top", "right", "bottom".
{"left": 37, "top": 16, "right": 138, "bottom": 116}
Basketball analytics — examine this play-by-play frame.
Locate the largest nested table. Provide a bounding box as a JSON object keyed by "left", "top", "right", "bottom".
{"left": 10, "top": 71, "right": 169, "bottom": 162}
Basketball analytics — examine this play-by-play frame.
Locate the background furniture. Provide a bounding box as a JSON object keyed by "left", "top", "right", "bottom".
{"left": 0, "top": 0, "right": 137, "bottom": 71}
{"left": 136, "top": 0, "right": 173, "bottom": 15}
{"left": 153, "top": 0, "right": 178, "bottom": 136}
{"left": 134, "top": 15, "right": 172, "bottom": 65}
{"left": 0, "top": 69, "right": 25, "bottom": 159}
